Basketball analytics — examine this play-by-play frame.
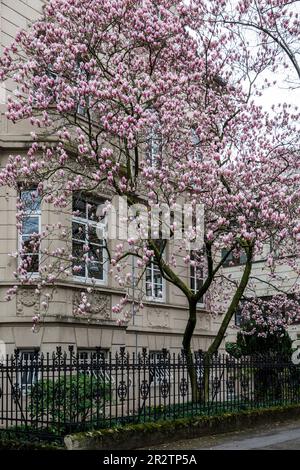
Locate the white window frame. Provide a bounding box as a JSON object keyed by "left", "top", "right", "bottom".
{"left": 77, "top": 348, "right": 113, "bottom": 383}
{"left": 149, "top": 350, "right": 173, "bottom": 386}
{"left": 72, "top": 197, "right": 107, "bottom": 285}
{"left": 19, "top": 189, "right": 41, "bottom": 277}
{"left": 16, "top": 349, "right": 40, "bottom": 395}
{"left": 77, "top": 96, "right": 90, "bottom": 118}
{"left": 190, "top": 251, "right": 205, "bottom": 308}
{"left": 145, "top": 258, "right": 165, "bottom": 302}
{"left": 191, "top": 128, "right": 202, "bottom": 161}
{"left": 75, "top": 60, "right": 92, "bottom": 119}
{"left": 148, "top": 126, "right": 162, "bottom": 168}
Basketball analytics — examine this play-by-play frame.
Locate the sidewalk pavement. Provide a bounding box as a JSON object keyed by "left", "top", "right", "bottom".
{"left": 142, "top": 418, "right": 300, "bottom": 450}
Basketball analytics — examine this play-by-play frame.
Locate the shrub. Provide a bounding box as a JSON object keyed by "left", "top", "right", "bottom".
{"left": 29, "top": 373, "right": 111, "bottom": 432}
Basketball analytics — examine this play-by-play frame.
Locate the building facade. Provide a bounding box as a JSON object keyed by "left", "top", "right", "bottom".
{"left": 0, "top": 0, "right": 298, "bottom": 360}
{"left": 0, "top": 0, "right": 225, "bottom": 357}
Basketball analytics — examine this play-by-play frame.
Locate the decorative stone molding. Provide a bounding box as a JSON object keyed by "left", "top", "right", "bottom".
{"left": 16, "top": 289, "right": 40, "bottom": 316}
{"left": 147, "top": 307, "right": 170, "bottom": 328}
{"left": 199, "top": 314, "right": 211, "bottom": 331}
{"left": 73, "top": 291, "right": 111, "bottom": 319}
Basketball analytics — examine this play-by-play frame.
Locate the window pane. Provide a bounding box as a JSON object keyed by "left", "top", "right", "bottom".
{"left": 148, "top": 128, "right": 162, "bottom": 167}
{"left": 22, "top": 236, "right": 39, "bottom": 253}
{"left": 222, "top": 248, "right": 246, "bottom": 266}
{"left": 190, "top": 251, "right": 204, "bottom": 303}
{"left": 146, "top": 281, "right": 152, "bottom": 297}
{"left": 240, "top": 252, "right": 247, "bottom": 264}
{"left": 196, "top": 275, "right": 203, "bottom": 291}
{"left": 72, "top": 222, "right": 86, "bottom": 241}
{"left": 89, "top": 244, "right": 103, "bottom": 263}
{"left": 146, "top": 260, "right": 163, "bottom": 299}
{"left": 146, "top": 266, "right": 152, "bottom": 283}
{"left": 88, "top": 261, "right": 103, "bottom": 280}
{"left": 20, "top": 208, "right": 40, "bottom": 273}
{"left": 22, "top": 217, "right": 39, "bottom": 235}
{"left": 88, "top": 225, "right": 103, "bottom": 245}
{"left": 21, "top": 254, "right": 39, "bottom": 273}
{"left": 21, "top": 190, "right": 41, "bottom": 213}
{"left": 72, "top": 242, "right": 85, "bottom": 277}
{"left": 235, "top": 309, "right": 242, "bottom": 326}
{"left": 153, "top": 271, "right": 162, "bottom": 285}
{"left": 88, "top": 243, "right": 104, "bottom": 280}
{"left": 18, "top": 351, "right": 39, "bottom": 391}
{"left": 190, "top": 274, "right": 195, "bottom": 292}
{"left": 22, "top": 351, "right": 35, "bottom": 361}
{"left": 222, "top": 248, "right": 232, "bottom": 265}
{"left": 154, "top": 284, "right": 163, "bottom": 298}
{"left": 73, "top": 195, "right": 86, "bottom": 218}
{"left": 191, "top": 129, "right": 202, "bottom": 160}
{"left": 87, "top": 202, "right": 99, "bottom": 222}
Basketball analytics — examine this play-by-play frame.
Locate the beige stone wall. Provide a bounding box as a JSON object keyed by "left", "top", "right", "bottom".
{"left": 0, "top": 1, "right": 45, "bottom": 52}
{"left": 0, "top": 1, "right": 46, "bottom": 137}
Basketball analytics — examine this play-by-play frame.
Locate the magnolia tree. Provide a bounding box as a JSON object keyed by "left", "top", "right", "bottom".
{"left": 212, "top": 0, "right": 300, "bottom": 83}
{"left": 0, "top": 0, "right": 300, "bottom": 395}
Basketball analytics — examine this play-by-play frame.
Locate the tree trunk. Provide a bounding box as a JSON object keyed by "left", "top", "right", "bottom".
{"left": 204, "top": 250, "right": 253, "bottom": 401}
{"left": 182, "top": 299, "right": 199, "bottom": 401}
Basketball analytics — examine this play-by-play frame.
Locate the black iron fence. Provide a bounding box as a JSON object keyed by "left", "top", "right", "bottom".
{"left": 0, "top": 347, "right": 300, "bottom": 442}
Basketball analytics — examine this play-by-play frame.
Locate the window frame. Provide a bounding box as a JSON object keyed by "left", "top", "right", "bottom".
{"left": 147, "top": 127, "right": 162, "bottom": 168}
{"left": 190, "top": 251, "right": 205, "bottom": 308}
{"left": 234, "top": 308, "right": 243, "bottom": 327}
{"left": 77, "top": 348, "right": 113, "bottom": 383}
{"left": 222, "top": 248, "right": 247, "bottom": 268}
{"left": 15, "top": 349, "right": 40, "bottom": 395}
{"left": 145, "top": 258, "right": 165, "bottom": 303}
{"left": 190, "top": 128, "right": 202, "bottom": 161}
{"left": 72, "top": 196, "right": 108, "bottom": 285}
{"left": 19, "top": 188, "right": 41, "bottom": 277}
{"left": 149, "top": 350, "right": 173, "bottom": 386}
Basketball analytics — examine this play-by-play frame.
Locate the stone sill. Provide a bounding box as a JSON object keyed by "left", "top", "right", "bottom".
{"left": 0, "top": 281, "right": 211, "bottom": 314}
{"left": 126, "top": 325, "right": 216, "bottom": 337}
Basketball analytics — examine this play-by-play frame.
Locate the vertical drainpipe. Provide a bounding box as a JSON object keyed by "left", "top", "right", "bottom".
{"left": 131, "top": 254, "right": 138, "bottom": 355}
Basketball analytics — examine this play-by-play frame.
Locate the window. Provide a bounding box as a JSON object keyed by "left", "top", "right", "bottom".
{"left": 222, "top": 248, "right": 247, "bottom": 267}
{"left": 77, "top": 348, "right": 112, "bottom": 383}
{"left": 146, "top": 259, "right": 164, "bottom": 301}
{"left": 191, "top": 129, "right": 202, "bottom": 161}
{"left": 190, "top": 251, "right": 204, "bottom": 306}
{"left": 269, "top": 236, "right": 280, "bottom": 259}
{"left": 75, "top": 60, "right": 91, "bottom": 118}
{"left": 77, "top": 348, "right": 108, "bottom": 362}
{"left": 234, "top": 299, "right": 252, "bottom": 326}
{"left": 234, "top": 308, "right": 243, "bottom": 326}
{"left": 31, "top": 67, "right": 57, "bottom": 108}
{"left": 16, "top": 349, "right": 39, "bottom": 394}
{"left": 20, "top": 188, "right": 41, "bottom": 274}
{"left": 194, "top": 350, "right": 204, "bottom": 388}
{"left": 77, "top": 96, "right": 90, "bottom": 117}
{"left": 147, "top": 126, "right": 162, "bottom": 167}
{"left": 72, "top": 195, "right": 107, "bottom": 283}
{"left": 149, "top": 350, "right": 172, "bottom": 386}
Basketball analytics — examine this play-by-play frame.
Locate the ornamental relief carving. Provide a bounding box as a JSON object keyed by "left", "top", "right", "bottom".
{"left": 16, "top": 289, "right": 40, "bottom": 316}
{"left": 73, "top": 291, "right": 111, "bottom": 319}
{"left": 198, "top": 314, "right": 211, "bottom": 331}
{"left": 147, "top": 307, "right": 170, "bottom": 328}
